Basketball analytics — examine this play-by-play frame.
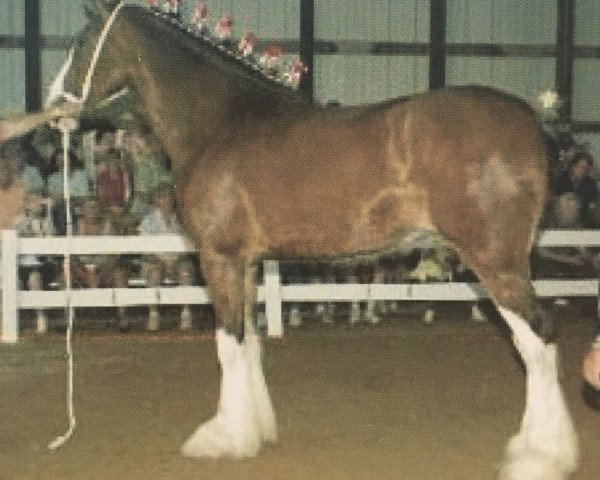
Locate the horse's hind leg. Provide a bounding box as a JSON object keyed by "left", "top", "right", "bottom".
{"left": 181, "top": 252, "right": 276, "bottom": 459}
{"left": 459, "top": 261, "right": 578, "bottom": 479}
{"left": 242, "top": 263, "right": 278, "bottom": 445}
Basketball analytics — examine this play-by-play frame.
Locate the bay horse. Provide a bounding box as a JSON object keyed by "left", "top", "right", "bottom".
{"left": 0, "top": 2, "right": 579, "bottom": 478}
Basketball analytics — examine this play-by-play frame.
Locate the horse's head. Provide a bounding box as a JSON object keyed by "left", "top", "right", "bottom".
{"left": 47, "top": 0, "right": 132, "bottom": 113}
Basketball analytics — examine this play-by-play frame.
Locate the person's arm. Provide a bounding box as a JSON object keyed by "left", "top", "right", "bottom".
{"left": 0, "top": 102, "right": 81, "bottom": 143}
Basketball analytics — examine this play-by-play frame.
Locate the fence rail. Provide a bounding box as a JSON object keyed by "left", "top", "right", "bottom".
{"left": 2, "top": 229, "right": 599, "bottom": 343}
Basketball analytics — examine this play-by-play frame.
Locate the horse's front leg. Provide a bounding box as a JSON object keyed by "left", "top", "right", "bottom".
{"left": 181, "top": 252, "right": 276, "bottom": 459}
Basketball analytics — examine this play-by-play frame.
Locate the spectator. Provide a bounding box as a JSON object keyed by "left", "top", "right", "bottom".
{"left": 96, "top": 147, "right": 130, "bottom": 213}
{"left": 536, "top": 193, "right": 599, "bottom": 280}
{"left": 125, "top": 130, "right": 172, "bottom": 222}
{"left": 13, "top": 193, "right": 53, "bottom": 332}
{"left": 94, "top": 130, "right": 117, "bottom": 158}
{"left": 47, "top": 147, "right": 91, "bottom": 199}
{"left": 139, "top": 184, "right": 195, "bottom": 331}
{"left": 1, "top": 139, "right": 45, "bottom": 195}
{"left": 14, "top": 193, "right": 53, "bottom": 286}
{"left": 73, "top": 197, "right": 130, "bottom": 287}
{"left": 47, "top": 147, "right": 92, "bottom": 234}
{"left": 72, "top": 196, "right": 131, "bottom": 329}
{"left": 552, "top": 151, "right": 599, "bottom": 228}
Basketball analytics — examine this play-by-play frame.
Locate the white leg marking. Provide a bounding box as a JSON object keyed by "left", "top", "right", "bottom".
{"left": 497, "top": 307, "right": 578, "bottom": 480}
{"left": 182, "top": 329, "right": 276, "bottom": 458}
{"left": 245, "top": 332, "right": 278, "bottom": 443}
{"left": 45, "top": 48, "right": 75, "bottom": 106}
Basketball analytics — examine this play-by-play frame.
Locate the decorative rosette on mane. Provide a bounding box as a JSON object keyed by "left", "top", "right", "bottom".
{"left": 148, "top": 1, "right": 308, "bottom": 90}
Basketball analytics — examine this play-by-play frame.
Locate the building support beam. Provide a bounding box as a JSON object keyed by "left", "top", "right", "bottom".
{"left": 429, "top": 0, "right": 447, "bottom": 90}
{"left": 556, "top": 0, "right": 575, "bottom": 123}
{"left": 299, "top": 0, "right": 315, "bottom": 102}
{"left": 24, "top": 0, "right": 42, "bottom": 113}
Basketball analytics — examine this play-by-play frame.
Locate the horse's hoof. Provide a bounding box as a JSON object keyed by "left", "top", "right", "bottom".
{"left": 502, "top": 432, "right": 578, "bottom": 480}
{"left": 500, "top": 449, "right": 576, "bottom": 480}
{"left": 181, "top": 416, "right": 261, "bottom": 459}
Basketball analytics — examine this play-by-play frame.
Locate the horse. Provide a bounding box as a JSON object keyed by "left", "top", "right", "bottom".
{"left": 0, "top": 2, "right": 579, "bottom": 478}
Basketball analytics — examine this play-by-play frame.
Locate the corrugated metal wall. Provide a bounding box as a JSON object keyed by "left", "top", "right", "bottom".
{"left": 573, "top": 0, "right": 600, "bottom": 161}
{"left": 40, "top": 0, "right": 87, "bottom": 106}
{"left": 195, "top": 0, "right": 299, "bottom": 38}
{"left": 0, "top": 1, "right": 598, "bottom": 134}
{"left": 315, "top": 0, "right": 429, "bottom": 103}
{"left": 446, "top": 0, "right": 557, "bottom": 101}
{"left": 0, "top": 0, "right": 25, "bottom": 114}
{"left": 447, "top": 0, "right": 556, "bottom": 44}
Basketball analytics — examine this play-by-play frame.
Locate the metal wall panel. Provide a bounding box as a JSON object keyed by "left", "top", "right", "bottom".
{"left": 189, "top": 0, "right": 300, "bottom": 38}
{"left": 572, "top": 60, "right": 600, "bottom": 122}
{"left": 0, "top": 0, "right": 24, "bottom": 36}
{"left": 3, "top": 1, "right": 598, "bottom": 121}
{"left": 574, "top": 0, "right": 600, "bottom": 46}
{"left": 574, "top": 134, "right": 600, "bottom": 164}
{"left": 40, "top": 0, "right": 87, "bottom": 37}
{"left": 0, "top": 50, "right": 26, "bottom": 114}
{"left": 446, "top": 57, "right": 555, "bottom": 102}
{"left": 315, "top": 0, "right": 429, "bottom": 42}
{"left": 447, "top": 0, "right": 556, "bottom": 44}
{"left": 314, "top": 55, "right": 428, "bottom": 105}
{"left": 41, "top": 49, "right": 69, "bottom": 100}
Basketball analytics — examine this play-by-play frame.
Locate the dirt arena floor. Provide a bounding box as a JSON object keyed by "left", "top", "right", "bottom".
{"left": 2, "top": 301, "right": 600, "bottom": 480}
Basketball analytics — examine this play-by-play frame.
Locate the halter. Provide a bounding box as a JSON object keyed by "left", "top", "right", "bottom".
{"left": 59, "top": 0, "right": 127, "bottom": 106}
{"left": 47, "top": 0, "right": 126, "bottom": 452}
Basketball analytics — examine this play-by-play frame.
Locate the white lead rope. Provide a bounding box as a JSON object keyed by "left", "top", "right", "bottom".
{"left": 48, "top": 118, "right": 79, "bottom": 451}
{"left": 47, "top": 0, "right": 126, "bottom": 451}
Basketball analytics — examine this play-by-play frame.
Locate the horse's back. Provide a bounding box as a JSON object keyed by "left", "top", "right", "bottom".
{"left": 183, "top": 85, "right": 547, "bottom": 262}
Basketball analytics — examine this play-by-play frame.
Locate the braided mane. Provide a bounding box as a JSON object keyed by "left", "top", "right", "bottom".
{"left": 142, "top": 5, "right": 307, "bottom": 98}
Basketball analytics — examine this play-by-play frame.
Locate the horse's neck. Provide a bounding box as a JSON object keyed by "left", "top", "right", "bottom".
{"left": 125, "top": 22, "right": 307, "bottom": 174}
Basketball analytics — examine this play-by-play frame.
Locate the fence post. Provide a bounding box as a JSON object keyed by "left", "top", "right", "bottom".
{"left": 1, "top": 230, "right": 18, "bottom": 343}
{"left": 263, "top": 260, "right": 283, "bottom": 337}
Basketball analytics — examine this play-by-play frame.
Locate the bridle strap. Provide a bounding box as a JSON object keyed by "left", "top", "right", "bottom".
{"left": 62, "top": 0, "right": 127, "bottom": 106}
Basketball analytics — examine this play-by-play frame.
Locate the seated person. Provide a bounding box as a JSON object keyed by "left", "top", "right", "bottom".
{"left": 552, "top": 151, "right": 599, "bottom": 227}
{"left": 96, "top": 148, "right": 130, "bottom": 214}
{"left": 139, "top": 184, "right": 195, "bottom": 331}
{"left": 12, "top": 193, "right": 53, "bottom": 332}
{"left": 71, "top": 196, "right": 131, "bottom": 290}
{"left": 125, "top": 130, "right": 173, "bottom": 223}
{"left": 47, "top": 148, "right": 92, "bottom": 235}
{"left": 69, "top": 197, "right": 133, "bottom": 330}
{"left": 536, "top": 192, "right": 599, "bottom": 278}
{"left": 1, "top": 138, "right": 46, "bottom": 196}
{"left": 14, "top": 193, "right": 54, "bottom": 290}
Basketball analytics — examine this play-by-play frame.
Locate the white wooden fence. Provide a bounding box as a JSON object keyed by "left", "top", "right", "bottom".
{"left": 2, "top": 229, "right": 600, "bottom": 343}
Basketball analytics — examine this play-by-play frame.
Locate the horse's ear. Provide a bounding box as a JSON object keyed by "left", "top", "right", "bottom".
{"left": 102, "top": 0, "right": 122, "bottom": 9}
{"left": 83, "top": 0, "right": 103, "bottom": 19}
{"left": 84, "top": 0, "right": 117, "bottom": 18}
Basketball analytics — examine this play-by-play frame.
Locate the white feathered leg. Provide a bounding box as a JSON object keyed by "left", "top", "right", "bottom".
{"left": 181, "top": 329, "right": 277, "bottom": 458}
{"left": 182, "top": 329, "right": 260, "bottom": 458}
{"left": 498, "top": 307, "right": 578, "bottom": 480}
{"left": 245, "top": 331, "right": 278, "bottom": 443}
